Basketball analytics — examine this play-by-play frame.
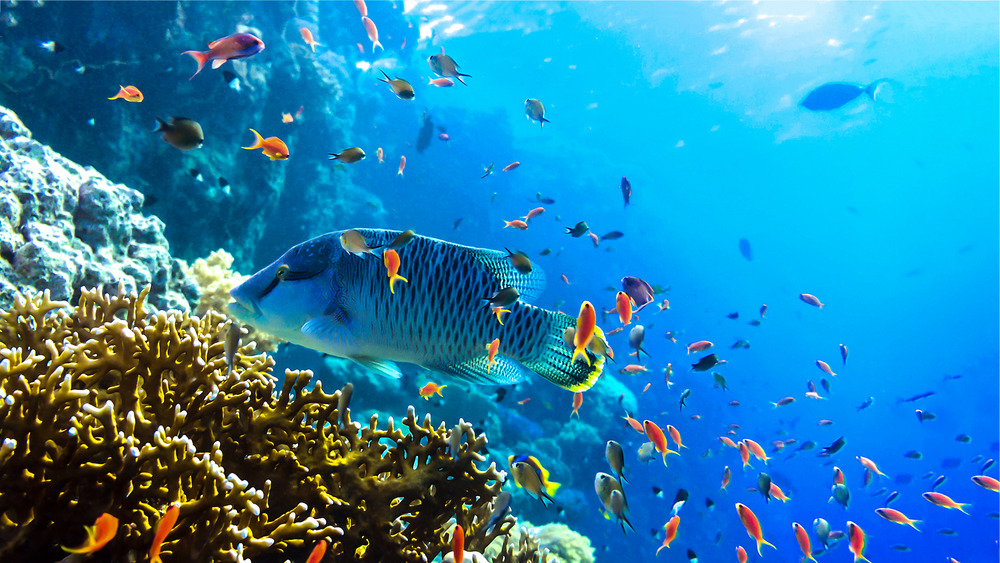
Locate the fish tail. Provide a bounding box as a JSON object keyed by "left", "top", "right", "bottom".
{"left": 908, "top": 520, "right": 921, "bottom": 531}
{"left": 544, "top": 480, "right": 560, "bottom": 498}
{"left": 957, "top": 503, "right": 971, "bottom": 515}
{"left": 153, "top": 117, "right": 167, "bottom": 132}
{"left": 519, "top": 310, "right": 604, "bottom": 392}
{"left": 182, "top": 49, "right": 211, "bottom": 80}
{"left": 373, "top": 39, "right": 384, "bottom": 52}
{"left": 389, "top": 273, "right": 408, "bottom": 294}
{"left": 455, "top": 73, "right": 470, "bottom": 85}
{"left": 242, "top": 128, "right": 264, "bottom": 150}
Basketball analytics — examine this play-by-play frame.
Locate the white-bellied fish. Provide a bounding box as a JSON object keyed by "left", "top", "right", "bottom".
{"left": 230, "top": 229, "right": 604, "bottom": 388}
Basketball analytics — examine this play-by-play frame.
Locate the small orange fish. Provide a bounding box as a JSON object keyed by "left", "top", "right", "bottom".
{"left": 736, "top": 503, "right": 775, "bottom": 556}
{"left": 306, "top": 539, "right": 328, "bottom": 563}
{"left": 397, "top": 155, "right": 406, "bottom": 176}
{"left": 922, "top": 491, "right": 971, "bottom": 514}
{"left": 486, "top": 338, "right": 500, "bottom": 374}
{"left": 857, "top": 455, "right": 887, "bottom": 478}
{"left": 354, "top": 0, "right": 368, "bottom": 17}
{"left": 770, "top": 482, "right": 790, "bottom": 502}
{"left": 572, "top": 301, "right": 596, "bottom": 365}
{"left": 452, "top": 524, "right": 464, "bottom": 563}
{"left": 721, "top": 466, "right": 731, "bottom": 489}
{"left": 738, "top": 440, "right": 752, "bottom": 470}
{"left": 419, "top": 381, "right": 446, "bottom": 399}
{"left": 242, "top": 129, "right": 289, "bottom": 160}
{"left": 655, "top": 515, "right": 681, "bottom": 555}
{"left": 622, "top": 412, "right": 645, "bottom": 434}
{"left": 522, "top": 207, "right": 545, "bottom": 222}
{"left": 295, "top": 105, "right": 304, "bottom": 118}
{"left": 847, "top": 521, "right": 870, "bottom": 562}
{"left": 816, "top": 360, "right": 837, "bottom": 376}
{"left": 875, "top": 508, "right": 921, "bottom": 530}
{"left": 361, "top": 16, "right": 383, "bottom": 52}
{"left": 502, "top": 161, "right": 521, "bottom": 172}
{"left": 641, "top": 382, "right": 651, "bottom": 394}
{"left": 686, "top": 340, "right": 713, "bottom": 354}
{"left": 736, "top": 546, "right": 748, "bottom": 563}
{"left": 61, "top": 513, "right": 118, "bottom": 554}
{"left": 561, "top": 274, "right": 570, "bottom": 284}
{"left": 428, "top": 77, "right": 455, "bottom": 87}
{"left": 571, "top": 391, "right": 583, "bottom": 418}
{"left": 504, "top": 219, "right": 529, "bottom": 230}
{"left": 972, "top": 475, "right": 1000, "bottom": 492}
{"left": 376, "top": 147, "right": 384, "bottom": 163}
{"left": 149, "top": 503, "right": 180, "bottom": 563}
{"left": 281, "top": 112, "right": 294, "bottom": 123}
{"left": 607, "top": 327, "right": 623, "bottom": 335}
{"left": 621, "top": 364, "right": 647, "bottom": 374}
{"left": 666, "top": 424, "right": 685, "bottom": 449}
{"left": 643, "top": 420, "right": 677, "bottom": 466}
{"left": 383, "top": 249, "right": 408, "bottom": 294}
{"left": 718, "top": 436, "right": 737, "bottom": 449}
{"left": 299, "top": 27, "right": 321, "bottom": 52}
{"left": 518, "top": 397, "right": 531, "bottom": 405}
{"left": 792, "top": 522, "right": 817, "bottom": 562}
{"left": 743, "top": 438, "right": 770, "bottom": 464}
{"left": 614, "top": 291, "right": 633, "bottom": 325}
{"left": 107, "top": 85, "right": 143, "bottom": 102}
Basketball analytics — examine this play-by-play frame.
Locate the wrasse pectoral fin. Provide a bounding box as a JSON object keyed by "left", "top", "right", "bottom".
{"left": 301, "top": 311, "right": 356, "bottom": 348}
{"left": 351, "top": 357, "right": 402, "bottom": 379}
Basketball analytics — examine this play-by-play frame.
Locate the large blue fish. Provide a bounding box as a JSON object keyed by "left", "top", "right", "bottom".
{"left": 800, "top": 79, "right": 891, "bottom": 111}
{"left": 229, "top": 229, "right": 605, "bottom": 390}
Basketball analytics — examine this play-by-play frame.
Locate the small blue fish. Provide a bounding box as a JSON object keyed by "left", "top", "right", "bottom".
{"left": 800, "top": 79, "right": 891, "bottom": 111}
{"left": 738, "top": 238, "right": 753, "bottom": 261}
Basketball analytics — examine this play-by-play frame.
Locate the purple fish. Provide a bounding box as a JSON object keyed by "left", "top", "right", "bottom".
{"left": 620, "top": 176, "right": 631, "bottom": 208}
{"left": 621, "top": 276, "right": 653, "bottom": 312}
{"left": 183, "top": 32, "right": 265, "bottom": 79}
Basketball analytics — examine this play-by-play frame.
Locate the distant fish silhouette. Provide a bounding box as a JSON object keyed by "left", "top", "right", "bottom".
{"left": 416, "top": 112, "right": 434, "bottom": 153}
{"left": 738, "top": 238, "right": 753, "bottom": 261}
{"left": 800, "top": 79, "right": 891, "bottom": 111}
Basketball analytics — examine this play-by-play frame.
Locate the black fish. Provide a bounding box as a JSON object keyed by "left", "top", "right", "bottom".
{"left": 222, "top": 70, "right": 237, "bottom": 83}
{"left": 738, "top": 238, "right": 753, "bottom": 261}
{"left": 218, "top": 176, "right": 229, "bottom": 189}
{"left": 899, "top": 391, "right": 935, "bottom": 403}
{"left": 757, "top": 473, "right": 772, "bottom": 503}
{"left": 621, "top": 276, "right": 654, "bottom": 311}
{"left": 819, "top": 436, "right": 846, "bottom": 457}
{"left": 539, "top": 248, "right": 552, "bottom": 256}
{"left": 565, "top": 221, "right": 589, "bottom": 237}
{"left": 821, "top": 378, "right": 832, "bottom": 394}
{"left": 453, "top": 218, "right": 463, "bottom": 230}
{"left": 652, "top": 486, "right": 663, "bottom": 497}
{"left": 690, "top": 354, "right": 721, "bottom": 372}
{"left": 141, "top": 194, "right": 159, "bottom": 207}
{"left": 932, "top": 475, "right": 947, "bottom": 490}
{"left": 416, "top": 112, "right": 434, "bottom": 153}
{"left": 679, "top": 389, "right": 691, "bottom": 410}
{"left": 601, "top": 231, "right": 625, "bottom": 241}
{"left": 620, "top": 176, "right": 631, "bottom": 208}
{"left": 704, "top": 497, "right": 714, "bottom": 510}
{"left": 800, "top": 79, "right": 890, "bottom": 111}
{"left": 687, "top": 549, "right": 698, "bottom": 562}
{"left": 495, "top": 387, "right": 507, "bottom": 403}
{"left": 536, "top": 192, "right": 556, "bottom": 204}
{"left": 670, "top": 489, "right": 688, "bottom": 516}
{"left": 727, "top": 312, "right": 739, "bottom": 319}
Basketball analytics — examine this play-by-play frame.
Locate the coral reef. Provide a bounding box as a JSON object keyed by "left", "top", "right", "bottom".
{"left": 484, "top": 523, "right": 594, "bottom": 563}
{"left": 0, "top": 106, "right": 197, "bottom": 311}
{"left": 0, "top": 284, "right": 532, "bottom": 562}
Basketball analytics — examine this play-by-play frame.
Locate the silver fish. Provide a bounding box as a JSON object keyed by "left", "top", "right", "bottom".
{"left": 229, "top": 229, "right": 604, "bottom": 389}
{"left": 605, "top": 440, "right": 628, "bottom": 483}
{"left": 512, "top": 461, "right": 552, "bottom": 506}
{"left": 337, "top": 382, "right": 353, "bottom": 429}
{"left": 224, "top": 320, "right": 242, "bottom": 376}
{"left": 485, "top": 490, "right": 512, "bottom": 532}
{"left": 628, "top": 325, "right": 648, "bottom": 360}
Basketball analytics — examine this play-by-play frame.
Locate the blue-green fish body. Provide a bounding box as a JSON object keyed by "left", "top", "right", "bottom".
{"left": 229, "top": 229, "right": 604, "bottom": 390}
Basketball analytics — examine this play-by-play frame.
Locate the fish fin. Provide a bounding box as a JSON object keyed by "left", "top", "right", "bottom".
{"left": 301, "top": 311, "right": 356, "bottom": 349}
{"left": 351, "top": 358, "right": 402, "bottom": 379}
{"left": 432, "top": 355, "right": 528, "bottom": 385}
{"left": 519, "top": 309, "right": 604, "bottom": 392}
{"left": 864, "top": 78, "right": 891, "bottom": 101}
{"left": 455, "top": 73, "right": 470, "bottom": 85}
{"left": 153, "top": 117, "right": 168, "bottom": 132}
{"left": 467, "top": 248, "right": 546, "bottom": 303}
{"left": 211, "top": 58, "right": 228, "bottom": 70}
{"left": 543, "top": 479, "right": 561, "bottom": 498}
{"left": 241, "top": 128, "right": 264, "bottom": 150}
{"left": 182, "top": 50, "right": 210, "bottom": 80}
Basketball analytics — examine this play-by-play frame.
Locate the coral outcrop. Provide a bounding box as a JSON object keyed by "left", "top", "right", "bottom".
{"left": 0, "top": 284, "right": 533, "bottom": 562}
{"left": 0, "top": 106, "right": 196, "bottom": 311}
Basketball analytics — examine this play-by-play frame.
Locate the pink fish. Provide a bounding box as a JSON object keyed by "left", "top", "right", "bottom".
{"left": 799, "top": 293, "right": 824, "bottom": 308}
{"left": 362, "top": 16, "right": 383, "bottom": 52}
{"left": 428, "top": 77, "right": 455, "bottom": 87}
{"left": 502, "top": 161, "right": 521, "bottom": 172}
{"left": 816, "top": 360, "right": 837, "bottom": 376}
{"left": 182, "top": 32, "right": 265, "bottom": 80}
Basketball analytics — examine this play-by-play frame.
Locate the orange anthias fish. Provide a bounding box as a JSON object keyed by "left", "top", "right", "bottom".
{"left": 743, "top": 438, "right": 770, "bottom": 464}
{"left": 792, "top": 522, "right": 818, "bottom": 562}
{"left": 428, "top": 77, "right": 455, "bottom": 87}
{"left": 857, "top": 455, "right": 887, "bottom": 477}
{"left": 502, "top": 161, "right": 521, "bottom": 172}
{"left": 615, "top": 291, "right": 633, "bottom": 326}
{"left": 666, "top": 424, "right": 686, "bottom": 450}
{"left": 397, "top": 155, "right": 406, "bottom": 176}
{"left": 721, "top": 466, "right": 731, "bottom": 490}
{"left": 486, "top": 338, "right": 500, "bottom": 374}
{"left": 622, "top": 412, "right": 645, "bottom": 434}
{"left": 847, "top": 521, "right": 870, "bottom": 562}
{"left": 382, "top": 249, "right": 408, "bottom": 294}
{"left": 643, "top": 420, "right": 677, "bottom": 466}
{"left": 452, "top": 524, "right": 464, "bottom": 563}
{"left": 504, "top": 219, "right": 529, "bottom": 230}
{"left": 419, "top": 381, "right": 446, "bottom": 399}
{"left": 875, "top": 508, "right": 921, "bottom": 530}
{"left": 361, "top": 16, "right": 383, "bottom": 52}
{"left": 282, "top": 112, "right": 294, "bottom": 123}
{"left": 686, "top": 340, "right": 713, "bottom": 354}
{"left": 299, "top": 27, "right": 321, "bottom": 52}
{"left": 354, "top": 0, "right": 368, "bottom": 17}
{"left": 621, "top": 364, "right": 647, "bottom": 374}
{"left": 522, "top": 207, "right": 545, "bottom": 222}
{"left": 655, "top": 515, "right": 680, "bottom": 555}
{"left": 738, "top": 440, "right": 752, "bottom": 470}
{"left": 972, "top": 475, "right": 1000, "bottom": 492}
{"left": 61, "top": 513, "right": 118, "bottom": 554}
{"left": 107, "top": 85, "right": 143, "bottom": 102}
{"left": 735, "top": 503, "right": 775, "bottom": 556}
{"left": 571, "top": 391, "right": 583, "bottom": 418}
{"left": 770, "top": 482, "right": 790, "bottom": 502}
{"left": 572, "top": 301, "right": 596, "bottom": 365}
{"left": 736, "top": 545, "right": 748, "bottom": 563}
{"left": 242, "top": 129, "right": 289, "bottom": 160}
{"left": 306, "top": 539, "right": 328, "bottom": 563}
{"left": 922, "top": 491, "right": 971, "bottom": 514}
{"left": 718, "top": 436, "right": 737, "bottom": 449}
{"left": 182, "top": 32, "right": 265, "bottom": 79}
{"left": 833, "top": 466, "right": 846, "bottom": 486}
{"left": 149, "top": 503, "right": 180, "bottom": 563}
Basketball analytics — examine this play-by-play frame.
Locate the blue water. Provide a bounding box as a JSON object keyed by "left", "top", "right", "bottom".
{"left": 8, "top": 0, "right": 998, "bottom": 561}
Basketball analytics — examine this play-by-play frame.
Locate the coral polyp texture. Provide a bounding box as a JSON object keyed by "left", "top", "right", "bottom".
{"left": 0, "top": 106, "right": 197, "bottom": 311}
{"left": 0, "top": 284, "right": 531, "bottom": 562}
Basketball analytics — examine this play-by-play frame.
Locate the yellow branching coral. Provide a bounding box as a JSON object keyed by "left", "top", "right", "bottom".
{"left": 0, "top": 284, "right": 528, "bottom": 562}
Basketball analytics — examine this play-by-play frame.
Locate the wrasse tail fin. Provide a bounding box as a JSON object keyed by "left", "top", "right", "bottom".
{"left": 520, "top": 311, "right": 604, "bottom": 392}
{"left": 182, "top": 50, "right": 211, "bottom": 79}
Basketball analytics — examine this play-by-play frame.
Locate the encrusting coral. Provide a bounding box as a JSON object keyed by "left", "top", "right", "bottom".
{"left": 0, "top": 284, "right": 537, "bottom": 562}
